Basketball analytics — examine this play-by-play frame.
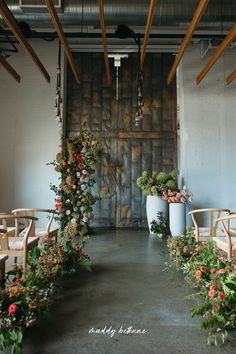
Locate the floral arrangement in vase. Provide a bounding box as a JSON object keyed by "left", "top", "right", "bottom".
{"left": 49, "top": 127, "right": 101, "bottom": 234}
{"left": 136, "top": 171, "right": 178, "bottom": 196}
{"left": 162, "top": 185, "right": 193, "bottom": 204}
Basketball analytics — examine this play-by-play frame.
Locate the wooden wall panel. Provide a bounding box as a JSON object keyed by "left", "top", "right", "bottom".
{"left": 66, "top": 53, "right": 176, "bottom": 227}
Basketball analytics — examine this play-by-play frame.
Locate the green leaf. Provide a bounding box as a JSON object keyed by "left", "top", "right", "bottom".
{"left": 225, "top": 282, "right": 236, "bottom": 292}
{"left": 10, "top": 330, "right": 18, "bottom": 341}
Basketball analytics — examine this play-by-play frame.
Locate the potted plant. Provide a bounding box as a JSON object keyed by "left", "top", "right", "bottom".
{"left": 150, "top": 212, "right": 170, "bottom": 238}
{"left": 137, "top": 171, "right": 177, "bottom": 233}
{"left": 162, "top": 186, "right": 193, "bottom": 237}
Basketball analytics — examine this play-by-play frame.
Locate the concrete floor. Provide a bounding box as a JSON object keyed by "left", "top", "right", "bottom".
{"left": 23, "top": 229, "right": 236, "bottom": 354}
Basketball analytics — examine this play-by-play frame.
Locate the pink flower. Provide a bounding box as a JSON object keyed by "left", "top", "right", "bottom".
{"left": 67, "top": 168, "right": 71, "bottom": 173}
{"left": 72, "top": 185, "right": 77, "bottom": 190}
{"left": 200, "top": 266, "right": 206, "bottom": 272}
{"left": 8, "top": 304, "right": 17, "bottom": 314}
{"left": 78, "top": 163, "right": 84, "bottom": 169}
{"left": 210, "top": 268, "right": 216, "bottom": 273}
{"left": 208, "top": 289, "right": 215, "bottom": 297}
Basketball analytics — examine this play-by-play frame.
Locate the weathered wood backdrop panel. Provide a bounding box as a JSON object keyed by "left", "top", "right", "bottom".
{"left": 66, "top": 53, "right": 176, "bottom": 227}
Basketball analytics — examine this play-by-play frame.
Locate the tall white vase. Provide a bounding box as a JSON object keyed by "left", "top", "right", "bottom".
{"left": 169, "top": 203, "right": 186, "bottom": 237}
{"left": 146, "top": 196, "right": 168, "bottom": 234}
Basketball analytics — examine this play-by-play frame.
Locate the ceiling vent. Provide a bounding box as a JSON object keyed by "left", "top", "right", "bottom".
{"left": 19, "top": 0, "right": 61, "bottom": 9}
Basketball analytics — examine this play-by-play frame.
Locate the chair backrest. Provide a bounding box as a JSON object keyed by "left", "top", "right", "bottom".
{"left": 12, "top": 208, "right": 56, "bottom": 236}
{"left": 216, "top": 214, "right": 236, "bottom": 251}
{"left": 0, "top": 215, "right": 38, "bottom": 250}
{"left": 189, "top": 208, "right": 230, "bottom": 237}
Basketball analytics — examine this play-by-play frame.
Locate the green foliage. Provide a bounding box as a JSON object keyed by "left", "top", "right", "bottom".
{"left": 150, "top": 212, "right": 169, "bottom": 236}
{"left": 136, "top": 170, "right": 177, "bottom": 196}
{"left": 0, "top": 223, "right": 91, "bottom": 354}
{"left": 167, "top": 228, "right": 236, "bottom": 345}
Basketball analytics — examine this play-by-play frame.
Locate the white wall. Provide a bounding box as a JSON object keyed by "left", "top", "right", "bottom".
{"left": 0, "top": 40, "right": 61, "bottom": 212}
{"left": 178, "top": 44, "right": 236, "bottom": 214}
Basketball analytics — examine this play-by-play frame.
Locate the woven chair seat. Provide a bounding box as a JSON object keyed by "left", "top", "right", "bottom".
{"left": 4, "top": 236, "right": 39, "bottom": 250}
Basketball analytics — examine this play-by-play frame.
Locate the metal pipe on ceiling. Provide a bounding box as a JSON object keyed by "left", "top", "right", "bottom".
{"left": 2, "top": 0, "right": 236, "bottom": 29}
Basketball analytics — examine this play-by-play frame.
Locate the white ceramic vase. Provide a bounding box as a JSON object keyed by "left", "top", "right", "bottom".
{"left": 146, "top": 196, "right": 168, "bottom": 234}
{"left": 169, "top": 203, "right": 186, "bottom": 237}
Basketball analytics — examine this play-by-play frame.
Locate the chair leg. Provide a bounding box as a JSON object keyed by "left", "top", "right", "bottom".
{"left": 14, "top": 257, "right": 17, "bottom": 264}
{"left": 23, "top": 252, "right": 27, "bottom": 271}
{"left": 0, "top": 263, "right": 5, "bottom": 283}
{"left": 55, "top": 230, "right": 58, "bottom": 242}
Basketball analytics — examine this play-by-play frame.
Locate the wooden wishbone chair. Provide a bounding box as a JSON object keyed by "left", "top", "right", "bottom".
{"left": 188, "top": 208, "right": 230, "bottom": 242}
{"left": 213, "top": 214, "right": 236, "bottom": 260}
{"left": 0, "top": 215, "right": 39, "bottom": 270}
{"left": 0, "top": 229, "right": 8, "bottom": 282}
{"left": 12, "top": 208, "right": 58, "bottom": 243}
{"left": 0, "top": 213, "right": 16, "bottom": 236}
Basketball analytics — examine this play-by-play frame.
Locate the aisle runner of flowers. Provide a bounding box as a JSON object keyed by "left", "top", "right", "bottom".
{"left": 0, "top": 129, "right": 100, "bottom": 354}
{"left": 168, "top": 229, "right": 236, "bottom": 345}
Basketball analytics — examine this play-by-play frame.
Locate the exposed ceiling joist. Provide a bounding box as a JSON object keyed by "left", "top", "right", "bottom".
{"left": 167, "top": 0, "right": 209, "bottom": 85}
{"left": 140, "top": 0, "right": 156, "bottom": 70}
{"left": 0, "top": 0, "right": 50, "bottom": 82}
{"left": 226, "top": 70, "right": 236, "bottom": 85}
{"left": 98, "top": 0, "right": 111, "bottom": 85}
{"left": 0, "top": 55, "right": 20, "bottom": 82}
{"left": 196, "top": 24, "right": 236, "bottom": 85}
{"left": 44, "top": 0, "right": 80, "bottom": 84}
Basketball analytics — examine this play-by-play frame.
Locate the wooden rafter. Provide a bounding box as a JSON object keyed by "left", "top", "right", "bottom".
{"left": 226, "top": 70, "right": 236, "bottom": 85}
{"left": 0, "top": 0, "right": 50, "bottom": 83}
{"left": 196, "top": 24, "right": 236, "bottom": 85}
{"left": 167, "top": 0, "right": 208, "bottom": 85}
{"left": 44, "top": 0, "right": 80, "bottom": 84}
{"left": 140, "top": 0, "right": 156, "bottom": 70}
{"left": 98, "top": 0, "right": 111, "bottom": 85}
{"left": 0, "top": 56, "right": 20, "bottom": 82}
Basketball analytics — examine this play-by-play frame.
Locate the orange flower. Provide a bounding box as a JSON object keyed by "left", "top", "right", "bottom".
{"left": 28, "top": 301, "right": 38, "bottom": 309}
{"left": 195, "top": 270, "right": 202, "bottom": 280}
{"left": 219, "top": 268, "right": 226, "bottom": 274}
{"left": 9, "top": 286, "right": 19, "bottom": 296}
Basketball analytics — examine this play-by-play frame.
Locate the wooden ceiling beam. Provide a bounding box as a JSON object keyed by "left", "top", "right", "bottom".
{"left": 226, "top": 70, "right": 236, "bottom": 85}
{"left": 98, "top": 0, "right": 111, "bottom": 85}
{"left": 44, "top": 0, "right": 80, "bottom": 84}
{"left": 0, "top": 56, "right": 20, "bottom": 83}
{"left": 168, "top": 0, "right": 208, "bottom": 85}
{"left": 196, "top": 24, "right": 236, "bottom": 85}
{"left": 0, "top": 0, "right": 50, "bottom": 83}
{"left": 140, "top": 0, "right": 156, "bottom": 71}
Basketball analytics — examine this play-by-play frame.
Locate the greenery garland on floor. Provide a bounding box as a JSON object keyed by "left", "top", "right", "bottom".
{"left": 0, "top": 224, "right": 91, "bottom": 354}
{"left": 50, "top": 128, "right": 101, "bottom": 234}
{"left": 167, "top": 228, "right": 236, "bottom": 345}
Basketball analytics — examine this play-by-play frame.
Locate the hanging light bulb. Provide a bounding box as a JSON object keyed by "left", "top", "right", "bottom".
{"left": 135, "top": 34, "right": 144, "bottom": 127}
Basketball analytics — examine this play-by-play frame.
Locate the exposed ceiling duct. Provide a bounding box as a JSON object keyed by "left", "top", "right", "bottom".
{"left": 2, "top": 0, "right": 236, "bottom": 30}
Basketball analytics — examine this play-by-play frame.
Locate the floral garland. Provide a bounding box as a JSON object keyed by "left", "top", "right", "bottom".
{"left": 167, "top": 229, "right": 236, "bottom": 345}
{"left": 0, "top": 224, "right": 91, "bottom": 354}
{"left": 50, "top": 128, "right": 101, "bottom": 234}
